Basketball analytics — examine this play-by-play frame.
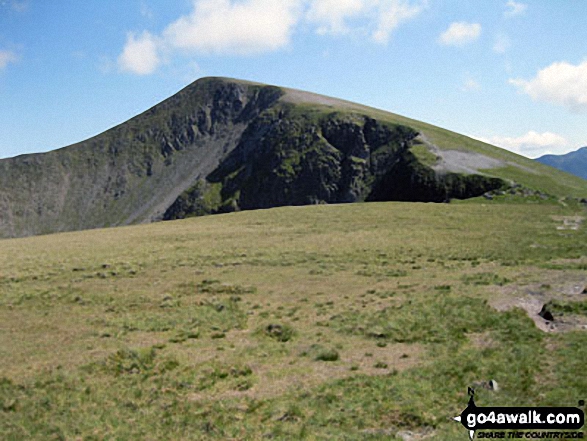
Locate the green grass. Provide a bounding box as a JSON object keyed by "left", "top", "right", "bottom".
{"left": 1, "top": 201, "right": 586, "bottom": 439}
{"left": 461, "top": 272, "right": 511, "bottom": 286}
{"left": 543, "top": 299, "right": 587, "bottom": 317}
{"left": 283, "top": 85, "right": 587, "bottom": 199}
{"left": 4, "top": 78, "right": 587, "bottom": 241}
{"left": 410, "top": 141, "right": 440, "bottom": 167}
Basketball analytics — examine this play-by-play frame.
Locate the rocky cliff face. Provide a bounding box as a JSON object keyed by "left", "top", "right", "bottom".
{"left": 0, "top": 77, "right": 507, "bottom": 238}
{"left": 0, "top": 79, "right": 282, "bottom": 237}
{"left": 163, "top": 104, "right": 504, "bottom": 220}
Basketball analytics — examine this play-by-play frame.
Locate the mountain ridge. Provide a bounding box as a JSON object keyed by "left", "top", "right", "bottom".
{"left": 1, "top": 77, "right": 586, "bottom": 239}
{"left": 536, "top": 147, "right": 587, "bottom": 181}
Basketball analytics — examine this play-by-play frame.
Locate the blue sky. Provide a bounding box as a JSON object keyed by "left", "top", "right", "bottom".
{"left": 0, "top": 0, "right": 586, "bottom": 159}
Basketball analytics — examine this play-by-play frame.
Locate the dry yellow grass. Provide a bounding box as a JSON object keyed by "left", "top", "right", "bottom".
{"left": 1, "top": 201, "right": 586, "bottom": 439}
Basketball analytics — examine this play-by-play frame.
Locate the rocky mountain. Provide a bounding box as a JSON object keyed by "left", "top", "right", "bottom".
{"left": 536, "top": 147, "right": 587, "bottom": 180}
{"left": 1, "top": 77, "right": 586, "bottom": 239}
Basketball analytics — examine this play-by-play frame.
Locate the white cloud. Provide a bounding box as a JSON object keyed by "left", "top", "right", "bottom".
{"left": 493, "top": 33, "right": 510, "bottom": 54}
{"left": 0, "top": 50, "right": 17, "bottom": 70}
{"left": 163, "top": 0, "right": 302, "bottom": 55}
{"left": 438, "top": 22, "right": 481, "bottom": 46}
{"left": 468, "top": 134, "right": 492, "bottom": 145}
{"left": 504, "top": 1, "right": 527, "bottom": 18}
{"left": 480, "top": 131, "right": 569, "bottom": 157}
{"left": 372, "top": 0, "right": 424, "bottom": 44}
{"left": 461, "top": 78, "right": 480, "bottom": 92}
{"left": 118, "top": 0, "right": 425, "bottom": 75}
{"left": 509, "top": 60, "right": 587, "bottom": 113}
{"left": 306, "top": 0, "right": 425, "bottom": 43}
{"left": 118, "top": 31, "right": 161, "bottom": 75}
{"left": 306, "top": 0, "right": 366, "bottom": 35}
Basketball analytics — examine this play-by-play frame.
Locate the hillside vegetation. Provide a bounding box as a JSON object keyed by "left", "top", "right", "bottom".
{"left": 1, "top": 201, "right": 586, "bottom": 439}
{"left": 1, "top": 77, "right": 586, "bottom": 238}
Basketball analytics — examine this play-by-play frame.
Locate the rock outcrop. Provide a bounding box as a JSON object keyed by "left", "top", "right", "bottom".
{"left": 0, "top": 77, "right": 513, "bottom": 238}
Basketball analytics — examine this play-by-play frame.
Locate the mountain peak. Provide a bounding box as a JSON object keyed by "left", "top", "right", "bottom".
{"left": 536, "top": 147, "right": 587, "bottom": 180}
{"left": 1, "top": 79, "right": 586, "bottom": 238}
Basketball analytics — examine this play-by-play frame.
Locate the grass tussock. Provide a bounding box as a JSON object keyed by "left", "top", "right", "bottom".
{"left": 0, "top": 201, "right": 586, "bottom": 439}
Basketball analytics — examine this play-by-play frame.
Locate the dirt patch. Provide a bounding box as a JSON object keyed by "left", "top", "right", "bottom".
{"left": 549, "top": 257, "right": 587, "bottom": 267}
{"left": 187, "top": 341, "right": 422, "bottom": 402}
{"left": 493, "top": 293, "right": 555, "bottom": 332}
{"left": 396, "top": 428, "right": 436, "bottom": 440}
{"left": 491, "top": 276, "right": 587, "bottom": 333}
{"left": 552, "top": 216, "right": 584, "bottom": 231}
{"left": 432, "top": 149, "right": 505, "bottom": 174}
{"left": 416, "top": 134, "right": 505, "bottom": 175}
{"left": 468, "top": 331, "right": 498, "bottom": 349}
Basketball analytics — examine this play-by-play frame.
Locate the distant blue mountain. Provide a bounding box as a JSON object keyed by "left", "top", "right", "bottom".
{"left": 536, "top": 147, "right": 587, "bottom": 180}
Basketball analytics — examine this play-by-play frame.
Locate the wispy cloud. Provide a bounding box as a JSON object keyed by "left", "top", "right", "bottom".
{"left": 509, "top": 60, "right": 587, "bottom": 113}
{"left": 371, "top": 0, "right": 425, "bottom": 44}
{"left": 504, "top": 1, "right": 527, "bottom": 18}
{"left": 438, "top": 22, "right": 481, "bottom": 46}
{"left": 475, "top": 131, "right": 569, "bottom": 157}
{"left": 0, "top": 49, "right": 18, "bottom": 70}
{"left": 306, "top": 0, "right": 366, "bottom": 35}
{"left": 306, "top": 0, "right": 426, "bottom": 44}
{"left": 493, "top": 33, "right": 510, "bottom": 54}
{"left": 461, "top": 77, "right": 481, "bottom": 92}
{"left": 0, "top": 0, "right": 28, "bottom": 12}
{"left": 140, "top": 1, "right": 154, "bottom": 20}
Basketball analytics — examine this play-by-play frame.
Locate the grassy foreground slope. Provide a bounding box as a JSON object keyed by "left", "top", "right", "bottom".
{"left": 1, "top": 200, "right": 587, "bottom": 439}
